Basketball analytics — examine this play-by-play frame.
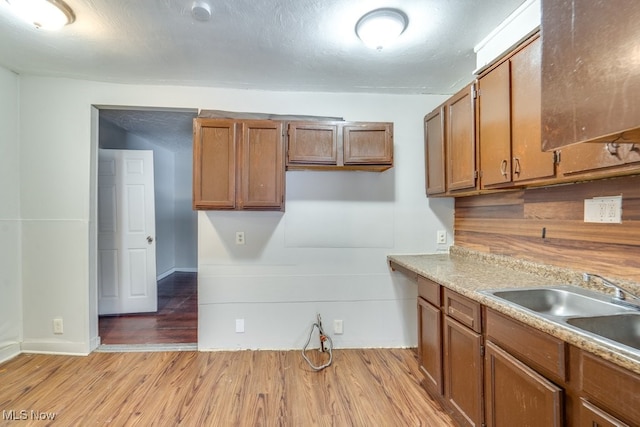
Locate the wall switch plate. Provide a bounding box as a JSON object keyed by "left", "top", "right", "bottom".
{"left": 235, "top": 231, "right": 245, "bottom": 245}
{"left": 334, "top": 319, "right": 343, "bottom": 335}
{"left": 53, "top": 318, "right": 63, "bottom": 334}
{"left": 437, "top": 230, "right": 447, "bottom": 244}
{"left": 584, "top": 195, "right": 622, "bottom": 223}
{"left": 235, "top": 318, "right": 245, "bottom": 333}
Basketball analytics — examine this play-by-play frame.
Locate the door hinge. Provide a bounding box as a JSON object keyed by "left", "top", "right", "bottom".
{"left": 553, "top": 150, "right": 561, "bottom": 164}
{"left": 480, "top": 345, "right": 485, "bottom": 357}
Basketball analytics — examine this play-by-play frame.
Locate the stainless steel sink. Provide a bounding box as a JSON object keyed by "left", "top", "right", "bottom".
{"left": 482, "top": 286, "right": 627, "bottom": 318}
{"left": 566, "top": 313, "right": 640, "bottom": 351}
{"left": 481, "top": 285, "right": 640, "bottom": 355}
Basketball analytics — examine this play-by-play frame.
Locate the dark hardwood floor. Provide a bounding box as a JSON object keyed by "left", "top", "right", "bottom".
{"left": 98, "top": 272, "right": 197, "bottom": 345}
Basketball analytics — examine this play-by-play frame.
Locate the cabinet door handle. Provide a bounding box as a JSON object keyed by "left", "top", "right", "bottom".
{"left": 500, "top": 159, "right": 508, "bottom": 177}
{"left": 513, "top": 157, "right": 521, "bottom": 176}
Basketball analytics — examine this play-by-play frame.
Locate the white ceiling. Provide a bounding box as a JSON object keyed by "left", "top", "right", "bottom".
{"left": 0, "top": 0, "right": 527, "bottom": 151}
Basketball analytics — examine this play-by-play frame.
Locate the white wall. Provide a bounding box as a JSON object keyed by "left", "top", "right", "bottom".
{"left": 18, "top": 75, "right": 452, "bottom": 353}
{"left": 0, "top": 66, "right": 22, "bottom": 362}
{"left": 174, "top": 150, "right": 197, "bottom": 270}
{"left": 474, "top": 0, "right": 540, "bottom": 70}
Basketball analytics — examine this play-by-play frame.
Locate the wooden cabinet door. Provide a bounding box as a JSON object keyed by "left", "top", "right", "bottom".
{"left": 287, "top": 121, "right": 338, "bottom": 165}
{"left": 425, "top": 108, "right": 446, "bottom": 195}
{"left": 478, "top": 60, "right": 511, "bottom": 187}
{"left": 559, "top": 142, "right": 640, "bottom": 177}
{"left": 343, "top": 122, "right": 393, "bottom": 165}
{"left": 447, "top": 85, "right": 477, "bottom": 191}
{"left": 193, "top": 119, "right": 237, "bottom": 209}
{"left": 418, "top": 297, "right": 443, "bottom": 395}
{"left": 240, "top": 120, "right": 284, "bottom": 210}
{"left": 444, "top": 316, "right": 483, "bottom": 427}
{"left": 484, "top": 341, "right": 563, "bottom": 427}
{"left": 542, "top": 0, "right": 640, "bottom": 150}
{"left": 511, "top": 36, "right": 555, "bottom": 183}
{"left": 579, "top": 399, "right": 629, "bottom": 427}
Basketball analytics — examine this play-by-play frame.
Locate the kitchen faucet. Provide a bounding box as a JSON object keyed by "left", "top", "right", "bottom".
{"left": 583, "top": 273, "right": 640, "bottom": 310}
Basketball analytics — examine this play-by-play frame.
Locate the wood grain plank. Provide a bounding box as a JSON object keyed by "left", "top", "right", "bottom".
{"left": 455, "top": 175, "right": 640, "bottom": 282}
{"left": 0, "top": 349, "right": 455, "bottom": 426}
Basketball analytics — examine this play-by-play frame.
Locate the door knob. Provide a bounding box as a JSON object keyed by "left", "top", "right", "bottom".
{"left": 147, "top": 236, "right": 154, "bottom": 243}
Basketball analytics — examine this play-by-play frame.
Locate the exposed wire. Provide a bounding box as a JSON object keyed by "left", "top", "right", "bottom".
{"left": 301, "top": 314, "right": 333, "bottom": 371}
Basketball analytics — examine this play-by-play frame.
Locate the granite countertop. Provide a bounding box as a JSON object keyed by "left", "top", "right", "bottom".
{"left": 388, "top": 246, "right": 640, "bottom": 376}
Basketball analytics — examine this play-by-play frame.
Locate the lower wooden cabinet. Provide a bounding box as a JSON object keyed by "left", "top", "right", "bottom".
{"left": 418, "top": 296, "right": 442, "bottom": 394}
{"left": 484, "top": 341, "right": 563, "bottom": 427}
{"left": 579, "top": 399, "right": 630, "bottom": 427}
{"left": 444, "top": 316, "right": 484, "bottom": 427}
{"left": 390, "top": 261, "right": 640, "bottom": 427}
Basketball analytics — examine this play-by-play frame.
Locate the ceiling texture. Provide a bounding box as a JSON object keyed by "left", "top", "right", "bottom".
{"left": 0, "top": 0, "right": 527, "bottom": 150}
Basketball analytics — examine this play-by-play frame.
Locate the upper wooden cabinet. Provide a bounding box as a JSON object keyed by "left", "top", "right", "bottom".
{"left": 424, "top": 107, "right": 446, "bottom": 196}
{"left": 559, "top": 142, "right": 640, "bottom": 179}
{"left": 287, "top": 121, "right": 339, "bottom": 165}
{"left": 287, "top": 121, "right": 393, "bottom": 171}
{"left": 193, "top": 118, "right": 285, "bottom": 211}
{"left": 478, "top": 35, "right": 556, "bottom": 188}
{"left": 446, "top": 85, "right": 478, "bottom": 193}
{"left": 424, "top": 84, "right": 478, "bottom": 197}
{"left": 541, "top": 0, "right": 640, "bottom": 150}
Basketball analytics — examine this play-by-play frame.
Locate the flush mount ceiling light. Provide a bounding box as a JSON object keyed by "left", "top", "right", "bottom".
{"left": 191, "top": 0, "right": 212, "bottom": 22}
{"left": 355, "top": 8, "right": 408, "bottom": 50}
{"left": 5, "top": 0, "right": 75, "bottom": 30}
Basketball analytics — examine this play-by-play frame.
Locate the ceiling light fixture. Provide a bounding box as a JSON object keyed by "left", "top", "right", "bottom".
{"left": 355, "top": 8, "right": 408, "bottom": 50}
{"left": 5, "top": 0, "right": 75, "bottom": 30}
{"left": 191, "top": 0, "right": 211, "bottom": 22}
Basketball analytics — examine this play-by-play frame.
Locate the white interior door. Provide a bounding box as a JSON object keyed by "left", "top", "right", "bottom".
{"left": 98, "top": 149, "right": 157, "bottom": 315}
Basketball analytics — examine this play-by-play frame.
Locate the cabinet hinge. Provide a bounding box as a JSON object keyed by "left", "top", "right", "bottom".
{"left": 474, "top": 170, "right": 479, "bottom": 179}
{"left": 553, "top": 150, "right": 561, "bottom": 164}
{"left": 480, "top": 345, "right": 485, "bottom": 357}
{"left": 472, "top": 87, "right": 478, "bottom": 99}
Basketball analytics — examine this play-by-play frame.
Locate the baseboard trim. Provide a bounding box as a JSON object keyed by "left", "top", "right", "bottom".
{"left": 21, "top": 341, "right": 90, "bottom": 356}
{"left": 95, "top": 343, "right": 197, "bottom": 353}
{"left": 157, "top": 267, "right": 197, "bottom": 281}
{"left": 0, "top": 343, "right": 21, "bottom": 364}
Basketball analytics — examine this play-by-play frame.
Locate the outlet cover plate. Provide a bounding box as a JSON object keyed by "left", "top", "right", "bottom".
{"left": 584, "top": 196, "right": 622, "bottom": 223}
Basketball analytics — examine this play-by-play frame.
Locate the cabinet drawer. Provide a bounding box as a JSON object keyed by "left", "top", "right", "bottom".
{"left": 417, "top": 276, "right": 440, "bottom": 307}
{"left": 486, "top": 309, "right": 566, "bottom": 381}
{"left": 443, "top": 288, "right": 481, "bottom": 333}
{"left": 579, "top": 398, "right": 630, "bottom": 427}
{"left": 581, "top": 351, "right": 640, "bottom": 424}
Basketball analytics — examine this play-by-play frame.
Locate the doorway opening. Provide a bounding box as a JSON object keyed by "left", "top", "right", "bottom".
{"left": 95, "top": 107, "right": 198, "bottom": 346}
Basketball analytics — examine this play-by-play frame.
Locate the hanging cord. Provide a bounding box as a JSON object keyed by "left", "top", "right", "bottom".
{"left": 302, "top": 314, "right": 333, "bottom": 371}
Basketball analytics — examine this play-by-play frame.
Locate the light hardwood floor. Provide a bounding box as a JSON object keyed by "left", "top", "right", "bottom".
{"left": 0, "top": 348, "right": 455, "bottom": 426}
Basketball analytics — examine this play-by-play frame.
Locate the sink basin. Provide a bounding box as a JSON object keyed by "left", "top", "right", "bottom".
{"left": 485, "top": 286, "right": 626, "bottom": 317}
{"left": 566, "top": 313, "right": 640, "bottom": 351}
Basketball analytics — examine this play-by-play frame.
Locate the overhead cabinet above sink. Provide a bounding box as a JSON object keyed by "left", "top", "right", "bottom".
{"left": 541, "top": 0, "right": 640, "bottom": 150}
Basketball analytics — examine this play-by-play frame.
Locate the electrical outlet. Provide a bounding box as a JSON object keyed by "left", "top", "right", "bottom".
{"left": 437, "top": 230, "right": 447, "bottom": 244}
{"left": 235, "top": 231, "right": 245, "bottom": 245}
{"left": 334, "top": 319, "right": 343, "bottom": 335}
{"left": 235, "top": 318, "right": 245, "bottom": 333}
{"left": 584, "top": 196, "right": 622, "bottom": 223}
{"left": 53, "top": 318, "right": 63, "bottom": 334}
